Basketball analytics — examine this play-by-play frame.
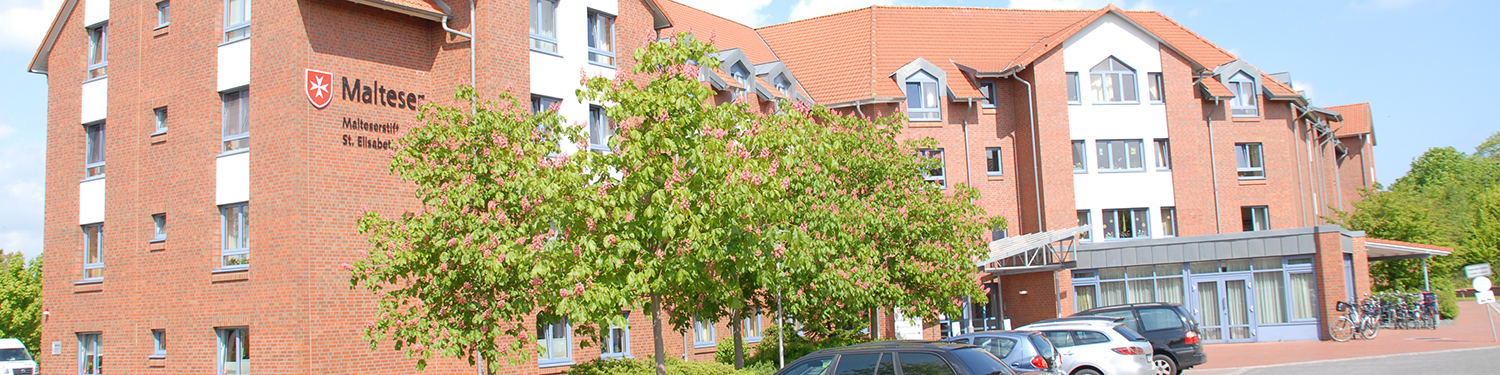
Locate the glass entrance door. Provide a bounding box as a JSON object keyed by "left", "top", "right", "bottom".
{"left": 1191, "top": 276, "right": 1256, "bottom": 343}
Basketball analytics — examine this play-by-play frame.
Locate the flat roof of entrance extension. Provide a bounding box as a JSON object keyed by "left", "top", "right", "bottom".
{"left": 977, "top": 225, "right": 1089, "bottom": 267}
{"left": 1365, "top": 238, "right": 1452, "bottom": 261}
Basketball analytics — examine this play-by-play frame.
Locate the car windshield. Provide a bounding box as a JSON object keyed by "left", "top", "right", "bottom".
{"left": 0, "top": 348, "right": 32, "bottom": 361}
{"left": 951, "top": 348, "right": 1015, "bottom": 375}
{"left": 1114, "top": 325, "right": 1148, "bottom": 342}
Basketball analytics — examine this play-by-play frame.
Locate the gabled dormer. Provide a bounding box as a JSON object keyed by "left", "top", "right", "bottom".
{"left": 891, "top": 58, "right": 950, "bottom": 122}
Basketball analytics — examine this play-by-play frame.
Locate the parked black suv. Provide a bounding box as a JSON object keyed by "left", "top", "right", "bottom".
{"left": 774, "top": 341, "right": 1049, "bottom": 375}
{"left": 1072, "top": 303, "right": 1206, "bottom": 375}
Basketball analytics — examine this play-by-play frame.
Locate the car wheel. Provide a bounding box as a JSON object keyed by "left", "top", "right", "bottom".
{"left": 1072, "top": 368, "right": 1102, "bottom": 375}
{"left": 1152, "top": 354, "right": 1178, "bottom": 375}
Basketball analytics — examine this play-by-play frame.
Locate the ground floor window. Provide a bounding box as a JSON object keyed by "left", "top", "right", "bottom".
{"left": 603, "top": 313, "right": 628, "bottom": 359}
{"left": 693, "top": 317, "right": 715, "bottom": 348}
{"left": 217, "top": 327, "right": 249, "bottom": 375}
{"left": 78, "top": 333, "right": 102, "bottom": 375}
{"left": 537, "top": 318, "right": 571, "bottom": 365}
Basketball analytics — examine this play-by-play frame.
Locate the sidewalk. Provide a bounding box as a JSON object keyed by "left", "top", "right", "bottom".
{"left": 1186, "top": 301, "right": 1500, "bottom": 372}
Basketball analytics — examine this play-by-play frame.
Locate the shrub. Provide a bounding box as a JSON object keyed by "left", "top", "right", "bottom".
{"left": 565, "top": 357, "right": 748, "bottom": 375}
{"left": 1437, "top": 288, "right": 1460, "bottom": 320}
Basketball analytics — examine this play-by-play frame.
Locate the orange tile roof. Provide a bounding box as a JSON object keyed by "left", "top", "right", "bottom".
{"left": 1366, "top": 238, "right": 1452, "bottom": 253}
{"left": 709, "top": 68, "right": 744, "bottom": 90}
{"left": 944, "top": 61, "right": 984, "bottom": 100}
{"left": 345, "top": 0, "right": 446, "bottom": 20}
{"left": 1200, "top": 79, "right": 1234, "bottom": 99}
{"left": 657, "top": 1, "right": 781, "bottom": 64}
{"left": 1327, "top": 102, "right": 1374, "bottom": 136}
{"left": 1262, "top": 74, "right": 1301, "bottom": 98}
{"left": 1123, "top": 11, "right": 1236, "bottom": 68}
{"left": 756, "top": 76, "right": 788, "bottom": 100}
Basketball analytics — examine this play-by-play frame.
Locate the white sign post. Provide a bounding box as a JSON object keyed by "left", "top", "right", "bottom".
{"left": 1474, "top": 276, "right": 1496, "bottom": 342}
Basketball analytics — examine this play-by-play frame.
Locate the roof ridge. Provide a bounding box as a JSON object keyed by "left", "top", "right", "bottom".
{"left": 1140, "top": 10, "right": 1239, "bottom": 65}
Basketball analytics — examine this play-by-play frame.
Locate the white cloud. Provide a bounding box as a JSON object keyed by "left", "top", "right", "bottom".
{"left": 0, "top": 141, "right": 44, "bottom": 259}
{"left": 674, "top": 0, "right": 775, "bottom": 27}
{"left": 0, "top": 124, "right": 14, "bottom": 139}
{"left": 789, "top": 0, "right": 900, "bottom": 22}
{"left": 1291, "top": 80, "right": 1317, "bottom": 103}
{"left": 0, "top": 0, "right": 63, "bottom": 51}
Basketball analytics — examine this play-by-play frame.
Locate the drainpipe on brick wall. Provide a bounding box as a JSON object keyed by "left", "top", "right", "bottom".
{"left": 1013, "top": 75, "right": 1045, "bottom": 232}
{"left": 1306, "top": 120, "right": 1320, "bottom": 220}
{"left": 1360, "top": 134, "right": 1371, "bottom": 187}
{"left": 963, "top": 99, "right": 974, "bottom": 191}
{"left": 1291, "top": 103, "right": 1308, "bottom": 227}
{"left": 434, "top": 0, "right": 476, "bottom": 94}
{"left": 1207, "top": 99, "right": 1223, "bottom": 234}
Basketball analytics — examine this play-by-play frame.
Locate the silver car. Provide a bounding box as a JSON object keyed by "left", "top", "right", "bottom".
{"left": 1018, "top": 318, "right": 1154, "bottom": 375}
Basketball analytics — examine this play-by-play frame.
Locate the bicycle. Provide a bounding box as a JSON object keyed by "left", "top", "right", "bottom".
{"left": 1330, "top": 300, "right": 1379, "bottom": 342}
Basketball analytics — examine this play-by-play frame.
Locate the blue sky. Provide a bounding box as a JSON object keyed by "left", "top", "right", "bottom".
{"left": 0, "top": 0, "right": 1493, "bottom": 259}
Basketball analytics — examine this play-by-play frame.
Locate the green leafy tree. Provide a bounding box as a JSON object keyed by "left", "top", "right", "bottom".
{"left": 0, "top": 251, "right": 43, "bottom": 357}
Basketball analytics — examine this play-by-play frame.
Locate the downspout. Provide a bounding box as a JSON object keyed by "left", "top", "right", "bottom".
{"left": 855, "top": 100, "right": 865, "bottom": 118}
{"left": 1360, "top": 134, "right": 1370, "bottom": 187}
{"left": 1013, "top": 74, "right": 1046, "bottom": 232}
{"left": 964, "top": 99, "right": 974, "bottom": 190}
{"left": 1207, "top": 99, "right": 1222, "bottom": 234}
{"left": 1306, "top": 118, "right": 1319, "bottom": 221}
{"left": 1292, "top": 103, "right": 1307, "bottom": 227}
{"left": 434, "top": 0, "right": 476, "bottom": 92}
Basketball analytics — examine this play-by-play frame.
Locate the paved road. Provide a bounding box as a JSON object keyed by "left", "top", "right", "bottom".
{"left": 1183, "top": 345, "right": 1500, "bottom": 375}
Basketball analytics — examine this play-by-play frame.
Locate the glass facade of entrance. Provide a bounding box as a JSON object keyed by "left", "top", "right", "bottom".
{"left": 1072, "top": 256, "right": 1321, "bottom": 343}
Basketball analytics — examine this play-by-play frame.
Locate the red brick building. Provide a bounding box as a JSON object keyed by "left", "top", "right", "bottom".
{"left": 26, "top": 0, "right": 1441, "bottom": 374}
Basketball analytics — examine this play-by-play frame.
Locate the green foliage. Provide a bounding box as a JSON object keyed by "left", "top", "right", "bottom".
{"left": 735, "top": 325, "right": 868, "bottom": 368}
{"left": 565, "top": 357, "right": 750, "bottom": 375}
{"left": 1436, "top": 288, "right": 1459, "bottom": 320}
{"left": 0, "top": 251, "right": 42, "bottom": 358}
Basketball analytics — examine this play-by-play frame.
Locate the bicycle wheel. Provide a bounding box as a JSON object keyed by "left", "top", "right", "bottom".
{"left": 1360, "top": 318, "right": 1380, "bottom": 340}
{"left": 1425, "top": 313, "right": 1438, "bottom": 329}
{"left": 1330, "top": 317, "right": 1355, "bottom": 342}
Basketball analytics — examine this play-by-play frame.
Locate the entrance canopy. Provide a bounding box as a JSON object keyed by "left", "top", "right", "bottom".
{"left": 978, "top": 225, "right": 1088, "bottom": 275}
{"left": 1365, "top": 238, "right": 1452, "bottom": 261}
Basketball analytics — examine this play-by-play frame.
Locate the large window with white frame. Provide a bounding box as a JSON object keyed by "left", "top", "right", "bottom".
{"left": 217, "top": 327, "right": 249, "bottom": 375}
{"left": 537, "top": 317, "right": 571, "bottom": 366}
{"left": 84, "top": 122, "right": 106, "bottom": 178}
{"left": 223, "top": 0, "right": 250, "bottom": 41}
{"left": 222, "top": 89, "right": 249, "bottom": 152}
{"left": 156, "top": 1, "right": 171, "bottom": 28}
{"left": 742, "top": 310, "right": 763, "bottom": 342}
{"left": 78, "top": 333, "right": 102, "bottom": 375}
{"left": 1235, "top": 143, "right": 1264, "bottom": 179}
{"left": 984, "top": 147, "right": 1002, "bottom": 176}
{"left": 587, "top": 10, "right": 615, "bottom": 66}
{"left": 918, "top": 148, "right": 945, "bottom": 188}
{"left": 221, "top": 203, "right": 249, "bottom": 268}
{"left": 1241, "top": 206, "right": 1269, "bottom": 232}
{"left": 1228, "top": 71, "right": 1258, "bottom": 116}
{"left": 1101, "top": 208, "right": 1148, "bottom": 240}
{"left": 693, "top": 317, "right": 715, "bottom": 348}
{"left": 1089, "top": 57, "right": 1137, "bottom": 103}
{"left": 530, "top": 0, "right": 558, "bottom": 53}
{"left": 602, "top": 312, "right": 629, "bottom": 359}
{"left": 1073, "top": 264, "right": 1185, "bottom": 310}
{"left": 905, "top": 71, "right": 940, "bottom": 121}
{"left": 87, "top": 23, "right": 107, "bottom": 79}
{"left": 1095, "top": 139, "right": 1143, "bottom": 172}
{"left": 82, "top": 223, "right": 103, "bottom": 280}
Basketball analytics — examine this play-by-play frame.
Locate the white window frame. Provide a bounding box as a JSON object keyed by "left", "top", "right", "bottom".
{"left": 530, "top": 0, "right": 559, "bottom": 54}
{"left": 774, "top": 75, "right": 792, "bottom": 98}
{"left": 1077, "top": 210, "right": 1092, "bottom": 241}
{"left": 87, "top": 23, "right": 108, "bottom": 79}
{"left": 152, "top": 213, "right": 167, "bottom": 241}
{"left": 1242, "top": 206, "right": 1270, "bottom": 232}
{"left": 587, "top": 9, "right": 615, "bottom": 67}
{"left": 1160, "top": 207, "right": 1177, "bottom": 237}
{"left": 919, "top": 148, "right": 945, "bottom": 188}
{"left": 537, "top": 317, "right": 572, "bottom": 366}
{"left": 729, "top": 62, "right": 750, "bottom": 90}
{"left": 588, "top": 105, "right": 613, "bottom": 152}
{"left": 153, "top": 107, "right": 169, "bottom": 134}
{"left": 221, "top": 203, "right": 249, "bottom": 269}
{"left": 1066, "top": 72, "right": 1080, "bottom": 104}
{"left": 905, "top": 71, "right": 940, "bottom": 121}
{"left": 217, "top": 327, "right": 248, "bottom": 375}
{"left": 531, "top": 95, "right": 561, "bottom": 114}
{"left": 1235, "top": 143, "right": 1265, "bottom": 179}
{"left": 1072, "top": 140, "right": 1086, "bottom": 173}
{"left": 1095, "top": 139, "right": 1144, "bottom": 172}
{"left": 1147, "top": 72, "right": 1164, "bottom": 103}
{"left": 156, "top": 1, "right": 171, "bottom": 29}
{"left": 82, "top": 224, "right": 104, "bottom": 280}
{"left": 602, "top": 312, "right": 629, "bottom": 359}
{"left": 742, "top": 310, "right": 763, "bottom": 343}
{"left": 222, "top": 89, "right": 249, "bottom": 153}
{"left": 692, "top": 317, "right": 715, "bottom": 348}
{"left": 78, "top": 333, "right": 102, "bottom": 375}
{"left": 151, "top": 329, "right": 166, "bottom": 358}
{"left": 979, "top": 81, "right": 996, "bottom": 108}
{"left": 984, "top": 147, "right": 1003, "bottom": 176}
{"left": 1090, "top": 56, "right": 1138, "bottom": 103}
{"left": 1154, "top": 138, "right": 1171, "bottom": 170}
{"left": 84, "top": 122, "right": 106, "bottom": 178}
{"left": 1229, "top": 71, "right": 1258, "bottom": 117}
{"left": 223, "top": 0, "right": 251, "bottom": 42}
{"left": 1101, "top": 208, "right": 1149, "bottom": 240}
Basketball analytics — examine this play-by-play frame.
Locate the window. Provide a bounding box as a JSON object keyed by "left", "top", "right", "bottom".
{"left": 984, "top": 147, "right": 1002, "bottom": 176}
{"left": 1255, "top": 270, "right": 1287, "bottom": 324}
{"left": 1074, "top": 285, "right": 1096, "bottom": 312}
{"left": 1139, "top": 307, "right": 1184, "bottom": 331}
{"left": 217, "top": 328, "right": 249, "bottom": 375}
{"left": 1147, "top": 72, "right": 1164, "bottom": 103}
{"left": 979, "top": 81, "right": 996, "bottom": 108}
{"left": 919, "top": 148, "right": 945, "bottom": 188}
{"left": 222, "top": 89, "right": 249, "bottom": 152}
{"left": 1042, "top": 331, "right": 1075, "bottom": 347}
{"left": 693, "top": 317, "right": 715, "bottom": 348}
{"left": 153, "top": 107, "right": 168, "bottom": 134}
{"left": 905, "top": 71, "right": 940, "bottom": 121}
{"left": 1241, "top": 206, "right": 1269, "bottom": 232}
{"left": 87, "top": 23, "right": 107, "bottom": 79}
{"left": 729, "top": 63, "right": 750, "bottom": 89}
{"left": 587, "top": 10, "right": 615, "bottom": 66}
{"left": 1235, "top": 143, "right": 1264, "bottom": 179}
{"left": 82, "top": 224, "right": 103, "bottom": 279}
{"left": 1160, "top": 207, "right": 1176, "bottom": 237}
{"left": 1089, "top": 57, "right": 1137, "bottom": 103}
{"left": 221, "top": 203, "right": 249, "bottom": 268}
{"left": 1289, "top": 272, "right": 1317, "bottom": 320}
{"left": 78, "top": 333, "right": 102, "bottom": 375}
{"left": 774, "top": 75, "right": 792, "bottom": 98}
{"left": 589, "top": 106, "right": 613, "bottom": 152}
{"left": 898, "top": 352, "right": 954, "bottom": 375}
{"left": 531, "top": 95, "right": 560, "bottom": 114}
{"left": 530, "top": 0, "right": 558, "bottom": 53}
{"left": 1095, "top": 139, "right": 1144, "bottom": 171}
{"left": 151, "top": 329, "right": 166, "bottom": 358}
{"left": 603, "top": 313, "right": 629, "bottom": 358}
{"left": 156, "top": 1, "right": 171, "bottom": 28}
{"left": 1101, "top": 208, "right": 1149, "bottom": 239}
{"left": 1066, "top": 72, "right": 1080, "bottom": 104}
{"left": 992, "top": 226, "right": 1007, "bottom": 241}
{"left": 1095, "top": 310, "right": 1139, "bottom": 332}
{"left": 1228, "top": 72, "right": 1258, "bottom": 116}
{"left": 537, "top": 317, "right": 571, "bottom": 365}
{"left": 152, "top": 213, "right": 167, "bottom": 241}
{"left": 1072, "top": 140, "right": 1086, "bottom": 172}
{"left": 742, "top": 310, "right": 763, "bottom": 342}
{"left": 1077, "top": 210, "right": 1091, "bottom": 241}
{"left": 1153, "top": 139, "right": 1170, "bottom": 170}
{"left": 223, "top": 0, "right": 250, "bottom": 41}
{"left": 84, "top": 123, "right": 106, "bottom": 178}
{"left": 781, "top": 356, "right": 835, "bottom": 375}
{"left": 1075, "top": 330, "right": 1111, "bottom": 345}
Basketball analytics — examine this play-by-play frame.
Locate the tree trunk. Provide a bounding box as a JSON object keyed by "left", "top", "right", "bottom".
{"left": 653, "top": 293, "right": 667, "bottom": 375}
{"left": 732, "top": 309, "right": 745, "bottom": 369}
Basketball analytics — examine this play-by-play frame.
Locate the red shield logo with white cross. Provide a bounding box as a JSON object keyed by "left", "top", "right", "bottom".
{"left": 305, "top": 69, "right": 334, "bottom": 108}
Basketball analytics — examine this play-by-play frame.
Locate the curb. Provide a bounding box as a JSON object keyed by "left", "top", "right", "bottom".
{"left": 1188, "top": 345, "right": 1500, "bottom": 375}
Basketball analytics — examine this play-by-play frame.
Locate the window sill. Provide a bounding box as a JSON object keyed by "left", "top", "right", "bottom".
{"left": 538, "top": 360, "right": 576, "bottom": 369}
{"left": 150, "top": 130, "right": 169, "bottom": 144}
{"left": 219, "top": 36, "right": 250, "bottom": 48}
{"left": 1231, "top": 115, "right": 1260, "bottom": 122}
{"left": 987, "top": 174, "right": 1005, "bottom": 181}
{"left": 693, "top": 342, "right": 716, "bottom": 349}
{"left": 531, "top": 48, "right": 564, "bottom": 58}
{"left": 1068, "top": 101, "right": 1081, "bottom": 105}
{"left": 601, "top": 354, "right": 631, "bottom": 360}
{"left": 82, "top": 74, "right": 108, "bottom": 84}
{"left": 1097, "top": 169, "right": 1147, "bottom": 174}
{"left": 1156, "top": 168, "right": 1171, "bottom": 172}
{"left": 212, "top": 267, "right": 249, "bottom": 283}
{"left": 1074, "top": 169, "right": 1087, "bottom": 174}
{"left": 1090, "top": 101, "right": 1141, "bottom": 105}
{"left": 80, "top": 174, "right": 106, "bottom": 183}
{"left": 149, "top": 239, "right": 167, "bottom": 252}
{"left": 745, "top": 337, "right": 763, "bottom": 343}
{"left": 218, "top": 148, "right": 250, "bottom": 158}
{"left": 148, "top": 356, "right": 166, "bottom": 367}
{"left": 587, "top": 61, "right": 617, "bottom": 70}
{"left": 74, "top": 279, "right": 104, "bottom": 293}
{"left": 1238, "top": 178, "right": 1268, "bottom": 186}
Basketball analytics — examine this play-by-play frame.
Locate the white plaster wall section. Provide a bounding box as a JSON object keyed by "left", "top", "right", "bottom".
{"left": 216, "top": 152, "right": 250, "bottom": 205}
{"left": 79, "top": 178, "right": 105, "bottom": 225}
{"left": 80, "top": 78, "right": 107, "bottom": 124}
{"left": 84, "top": 0, "right": 109, "bottom": 27}
{"left": 530, "top": 0, "right": 618, "bottom": 155}
{"left": 218, "top": 39, "right": 251, "bottom": 92}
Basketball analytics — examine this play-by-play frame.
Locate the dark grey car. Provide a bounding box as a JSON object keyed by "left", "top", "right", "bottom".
{"left": 944, "top": 331, "right": 1061, "bottom": 374}
{"left": 774, "top": 340, "right": 1049, "bottom": 375}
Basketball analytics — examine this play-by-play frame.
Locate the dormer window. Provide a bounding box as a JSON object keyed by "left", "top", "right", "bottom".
{"left": 1089, "top": 56, "right": 1137, "bottom": 103}
{"left": 1229, "top": 71, "right": 1258, "bottom": 117}
{"left": 774, "top": 74, "right": 791, "bottom": 98}
{"left": 905, "top": 71, "right": 940, "bottom": 121}
{"left": 730, "top": 63, "right": 750, "bottom": 89}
